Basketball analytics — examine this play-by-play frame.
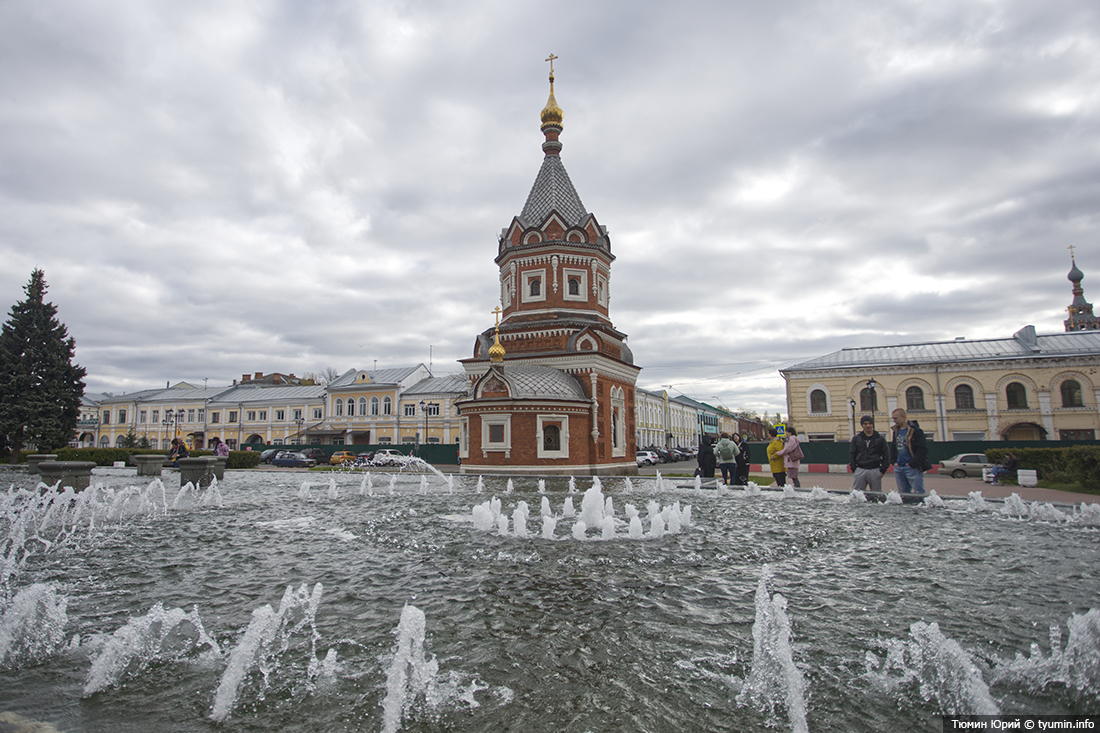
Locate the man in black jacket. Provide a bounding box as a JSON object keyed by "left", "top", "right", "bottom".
{"left": 849, "top": 416, "right": 889, "bottom": 493}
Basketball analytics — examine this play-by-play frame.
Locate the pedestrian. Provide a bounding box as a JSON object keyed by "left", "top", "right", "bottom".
{"left": 848, "top": 416, "right": 889, "bottom": 493}
{"left": 776, "top": 426, "right": 804, "bottom": 487}
{"left": 211, "top": 437, "right": 230, "bottom": 457}
{"left": 766, "top": 428, "right": 786, "bottom": 488}
{"left": 889, "top": 408, "right": 931, "bottom": 496}
{"left": 734, "top": 433, "right": 751, "bottom": 486}
{"left": 697, "top": 435, "right": 717, "bottom": 479}
{"left": 990, "top": 453, "right": 1018, "bottom": 485}
{"left": 168, "top": 437, "right": 189, "bottom": 468}
{"left": 714, "top": 433, "right": 740, "bottom": 486}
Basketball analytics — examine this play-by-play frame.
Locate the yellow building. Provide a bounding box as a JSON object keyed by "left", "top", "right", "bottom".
{"left": 781, "top": 326, "right": 1100, "bottom": 442}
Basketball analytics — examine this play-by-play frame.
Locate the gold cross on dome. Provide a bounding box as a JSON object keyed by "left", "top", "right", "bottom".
{"left": 1069, "top": 244, "right": 1077, "bottom": 259}
{"left": 491, "top": 305, "right": 502, "bottom": 326}
{"left": 545, "top": 53, "right": 557, "bottom": 75}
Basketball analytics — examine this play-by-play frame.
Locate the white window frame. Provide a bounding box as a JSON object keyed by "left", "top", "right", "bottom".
{"left": 563, "top": 268, "right": 588, "bottom": 302}
{"left": 481, "top": 414, "right": 512, "bottom": 457}
{"left": 522, "top": 268, "right": 547, "bottom": 303}
{"left": 537, "top": 414, "right": 570, "bottom": 459}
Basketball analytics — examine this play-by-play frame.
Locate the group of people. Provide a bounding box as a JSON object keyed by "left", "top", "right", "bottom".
{"left": 845, "top": 408, "right": 931, "bottom": 496}
{"left": 766, "top": 426, "right": 804, "bottom": 487}
{"left": 748, "top": 408, "right": 934, "bottom": 496}
{"left": 696, "top": 433, "right": 751, "bottom": 486}
{"left": 167, "top": 436, "right": 229, "bottom": 468}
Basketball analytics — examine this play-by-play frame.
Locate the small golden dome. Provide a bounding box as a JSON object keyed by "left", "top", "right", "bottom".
{"left": 540, "top": 78, "right": 563, "bottom": 128}
{"left": 489, "top": 329, "right": 506, "bottom": 362}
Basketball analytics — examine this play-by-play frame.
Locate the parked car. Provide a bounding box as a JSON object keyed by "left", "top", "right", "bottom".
{"left": 371, "top": 448, "right": 407, "bottom": 466}
{"left": 939, "top": 453, "right": 993, "bottom": 478}
{"left": 330, "top": 450, "right": 357, "bottom": 465}
{"left": 636, "top": 450, "right": 659, "bottom": 467}
{"left": 670, "top": 448, "right": 694, "bottom": 461}
{"left": 260, "top": 448, "right": 280, "bottom": 464}
{"left": 299, "top": 448, "right": 329, "bottom": 464}
{"left": 355, "top": 451, "right": 375, "bottom": 466}
{"left": 271, "top": 451, "right": 317, "bottom": 468}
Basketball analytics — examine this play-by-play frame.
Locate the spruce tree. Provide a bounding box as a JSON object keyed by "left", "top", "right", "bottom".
{"left": 0, "top": 270, "right": 87, "bottom": 461}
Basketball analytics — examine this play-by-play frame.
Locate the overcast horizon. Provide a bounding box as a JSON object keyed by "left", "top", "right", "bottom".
{"left": 2, "top": 1, "right": 1096, "bottom": 415}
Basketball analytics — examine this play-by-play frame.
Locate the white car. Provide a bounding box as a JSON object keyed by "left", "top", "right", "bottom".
{"left": 371, "top": 448, "right": 408, "bottom": 466}
{"left": 636, "top": 450, "right": 659, "bottom": 467}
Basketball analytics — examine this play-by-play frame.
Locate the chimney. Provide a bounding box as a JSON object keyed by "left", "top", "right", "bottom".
{"left": 242, "top": 374, "right": 251, "bottom": 382}
{"left": 255, "top": 372, "right": 263, "bottom": 380}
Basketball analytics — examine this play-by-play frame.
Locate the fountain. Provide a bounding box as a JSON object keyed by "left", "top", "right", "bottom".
{"left": 2, "top": 465, "right": 1099, "bottom": 731}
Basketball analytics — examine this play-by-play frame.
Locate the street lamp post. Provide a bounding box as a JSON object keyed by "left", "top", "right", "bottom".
{"left": 849, "top": 398, "right": 857, "bottom": 438}
{"left": 865, "top": 378, "right": 877, "bottom": 415}
{"left": 294, "top": 417, "right": 304, "bottom": 445}
{"left": 162, "top": 410, "right": 176, "bottom": 450}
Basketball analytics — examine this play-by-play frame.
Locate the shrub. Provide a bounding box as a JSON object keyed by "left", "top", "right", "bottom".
{"left": 986, "top": 446, "right": 1100, "bottom": 489}
{"left": 227, "top": 450, "right": 261, "bottom": 469}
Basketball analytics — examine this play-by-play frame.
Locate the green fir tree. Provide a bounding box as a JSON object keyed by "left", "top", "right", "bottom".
{"left": 0, "top": 270, "right": 87, "bottom": 462}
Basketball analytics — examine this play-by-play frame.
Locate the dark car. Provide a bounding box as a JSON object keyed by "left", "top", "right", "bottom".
{"left": 299, "top": 448, "right": 329, "bottom": 464}
{"left": 271, "top": 451, "right": 317, "bottom": 468}
{"left": 355, "top": 451, "right": 375, "bottom": 466}
{"left": 260, "top": 448, "right": 281, "bottom": 464}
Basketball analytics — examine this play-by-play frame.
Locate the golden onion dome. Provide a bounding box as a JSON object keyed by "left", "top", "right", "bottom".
{"left": 541, "top": 78, "right": 563, "bottom": 128}
{"left": 489, "top": 329, "right": 506, "bottom": 362}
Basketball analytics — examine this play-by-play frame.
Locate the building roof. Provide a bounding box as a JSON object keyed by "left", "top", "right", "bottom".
{"left": 500, "top": 364, "right": 588, "bottom": 400}
{"left": 519, "top": 150, "right": 587, "bottom": 226}
{"left": 327, "top": 365, "right": 424, "bottom": 388}
{"left": 403, "top": 374, "right": 469, "bottom": 396}
{"left": 210, "top": 385, "right": 327, "bottom": 404}
{"left": 782, "top": 328, "right": 1100, "bottom": 372}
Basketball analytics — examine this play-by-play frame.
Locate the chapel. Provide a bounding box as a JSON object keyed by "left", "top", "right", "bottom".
{"left": 457, "top": 59, "right": 640, "bottom": 475}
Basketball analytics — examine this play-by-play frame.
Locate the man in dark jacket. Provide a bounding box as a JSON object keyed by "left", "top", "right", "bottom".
{"left": 889, "top": 408, "right": 931, "bottom": 496}
{"left": 697, "top": 436, "right": 717, "bottom": 479}
{"left": 849, "top": 416, "right": 889, "bottom": 493}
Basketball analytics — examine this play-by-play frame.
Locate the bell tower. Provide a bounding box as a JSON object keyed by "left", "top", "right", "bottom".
{"left": 1065, "top": 247, "right": 1100, "bottom": 331}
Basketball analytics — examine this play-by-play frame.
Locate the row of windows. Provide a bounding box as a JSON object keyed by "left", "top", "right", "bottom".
{"left": 103, "top": 407, "right": 325, "bottom": 426}
{"left": 102, "top": 400, "right": 456, "bottom": 427}
{"left": 810, "top": 380, "right": 1088, "bottom": 414}
{"left": 528, "top": 276, "right": 584, "bottom": 297}
{"left": 332, "top": 397, "right": 446, "bottom": 418}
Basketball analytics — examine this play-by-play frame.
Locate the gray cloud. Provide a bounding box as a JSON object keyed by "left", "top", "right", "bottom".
{"left": 0, "top": 0, "right": 1096, "bottom": 415}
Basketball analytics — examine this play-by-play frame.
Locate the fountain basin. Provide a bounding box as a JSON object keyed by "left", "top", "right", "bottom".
{"left": 1, "top": 467, "right": 1098, "bottom": 731}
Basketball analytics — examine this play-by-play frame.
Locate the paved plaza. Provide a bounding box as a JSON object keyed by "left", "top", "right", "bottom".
{"left": 635, "top": 464, "right": 1100, "bottom": 507}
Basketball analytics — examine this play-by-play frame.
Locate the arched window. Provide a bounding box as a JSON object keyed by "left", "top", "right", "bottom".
{"left": 906, "top": 386, "right": 925, "bottom": 411}
{"left": 346, "top": 398, "right": 354, "bottom": 417}
{"left": 1061, "top": 379, "right": 1084, "bottom": 407}
{"left": 335, "top": 399, "right": 343, "bottom": 417}
{"left": 1006, "top": 382, "right": 1028, "bottom": 409}
{"left": 810, "top": 389, "right": 827, "bottom": 413}
{"left": 859, "top": 388, "right": 877, "bottom": 412}
{"left": 358, "top": 397, "right": 368, "bottom": 416}
{"left": 368, "top": 396, "right": 378, "bottom": 415}
{"left": 544, "top": 424, "right": 561, "bottom": 451}
{"left": 383, "top": 396, "right": 392, "bottom": 415}
{"left": 529, "top": 278, "right": 541, "bottom": 297}
{"left": 568, "top": 278, "right": 580, "bottom": 296}
{"left": 954, "top": 384, "right": 975, "bottom": 410}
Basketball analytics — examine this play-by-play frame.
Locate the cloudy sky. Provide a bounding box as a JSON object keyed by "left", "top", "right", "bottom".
{"left": 1, "top": 0, "right": 1096, "bottom": 415}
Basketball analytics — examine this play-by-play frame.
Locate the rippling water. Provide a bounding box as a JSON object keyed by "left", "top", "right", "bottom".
{"left": 1, "top": 466, "right": 1098, "bottom": 732}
